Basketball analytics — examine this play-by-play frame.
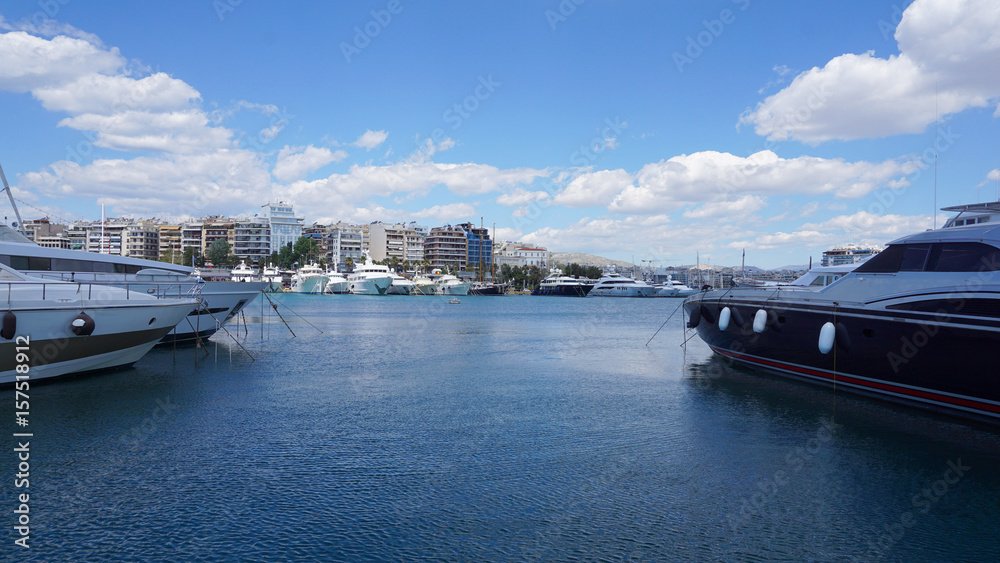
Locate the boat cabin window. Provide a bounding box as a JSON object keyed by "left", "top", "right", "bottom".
{"left": 855, "top": 242, "right": 1000, "bottom": 273}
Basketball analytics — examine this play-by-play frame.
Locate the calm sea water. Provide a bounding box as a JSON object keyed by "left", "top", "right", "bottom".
{"left": 6, "top": 294, "right": 1000, "bottom": 562}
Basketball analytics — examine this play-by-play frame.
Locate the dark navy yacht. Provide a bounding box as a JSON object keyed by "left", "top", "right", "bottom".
{"left": 684, "top": 203, "right": 1000, "bottom": 423}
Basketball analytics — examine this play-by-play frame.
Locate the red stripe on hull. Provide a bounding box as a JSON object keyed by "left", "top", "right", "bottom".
{"left": 711, "top": 346, "right": 1000, "bottom": 417}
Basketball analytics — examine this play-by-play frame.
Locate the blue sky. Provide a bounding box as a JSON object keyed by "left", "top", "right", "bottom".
{"left": 1, "top": 0, "right": 999, "bottom": 268}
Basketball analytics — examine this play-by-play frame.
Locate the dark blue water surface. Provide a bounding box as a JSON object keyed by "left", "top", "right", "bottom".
{"left": 6, "top": 294, "right": 1000, "bottom": 561}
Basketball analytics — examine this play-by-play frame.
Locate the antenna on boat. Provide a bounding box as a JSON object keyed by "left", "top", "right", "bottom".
{"left": 0, "top": 163, "right": 26, "bottom": 235}
{"left": 933, "top": 85, "right": 938, "bottom": 229}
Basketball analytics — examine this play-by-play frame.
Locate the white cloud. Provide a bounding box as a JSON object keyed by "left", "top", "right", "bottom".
{"left": 33, "top": 72, "right": 200, "bottom": 114}
{"left": 553, "top": 169, "right": 633, "bottom": 207}
{"left": 354, "top": 129, "right": 388, "bottom": 150}
{"left": 0, "top": 31, "right": 123, "bottom": 93}
{"left": 272, "top": 145, "right": 347, "bottom": 182}
{"left": 607, "top": 150, "right": 918, "bottom": 214}
{"left": 496, "top": 188, "right": 551, "bottom": 206}
{"left": 682, "top": 195, "right": 767, "bottom": 220}
{"left": 740, "top": 0, "right": 1000, "bottom": 143}
{"left": 57, "top": 110, "right": 234, "bottom": 153}
{"left": 799, "top": 211, "right": 933, "bottom": 241}
{"left": 18, "top": 149, "right": 273, "bottom": 217}
{"left": 411, "top": 203, "right": 476, "bottom": 221}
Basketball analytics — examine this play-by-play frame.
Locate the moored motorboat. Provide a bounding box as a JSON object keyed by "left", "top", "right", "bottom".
{"left": 347, "top": 256, "right": 393, "bottom": 295}
{"left": 433, "top": 274, "right": 470, "bottom": 296}
{"left": 231, "top": 260, "right": 257, "bottom": 282}
{"left": 387, "top": 274, "right": 416, "bottom": 295}
{"left": 324, "top": 270, "right": 351, "bottom": 294}
{"left": 469, "top": 282, "right": 508, "bottom": 296}
{"left": 411, "top": 276, "right": 436, "bottom": 295}
{"left": 588, "top": 273, "right": 658, "bottom": 297}
{"left": 530, "top": 274, "right": 593, "bottom": 296}
{"left": 290, "top": 263, "right": 329, "bottom": 294}
{"left": 0, "top": 263, "right": 197, "bottom": 383}
{"left": 683, "top": 209, "right": 1000, "bottom": 423}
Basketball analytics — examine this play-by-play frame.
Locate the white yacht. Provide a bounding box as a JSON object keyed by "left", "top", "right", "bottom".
{"left": 387, "top": 274, "right": 416, "bottom": 295}
{"left": 656, "top": 277, "right": 698, "bottom": 297}
{"left": 433, "top": 274, "right": 471, "bottom": 296}
{"left": 411, "top": 276, "right": 436, "bottom": 295}
{"left": 0, "top": 263, "right": 197, "bottom": 383}
{"left": 347, "top": 256, "right": 393, "bottom": 295}
{"left": 290, "top": 263, "right": 329, "bottom": 294}
{"left": 324, "top": 270, "right": 351, "bottom": 294}
{"left": 0, "top": 224, "right": 265, "bottom": 344}
{"left": 588, "top": 273, "right": 658, "bottom": 297}
{"left": 260, "top": 264, "right": 284, "bottom": 292}
{"left": 230, "top": 260, "right": 257, "bottom": 282}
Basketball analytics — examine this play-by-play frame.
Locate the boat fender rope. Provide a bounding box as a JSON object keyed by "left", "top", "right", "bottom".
{"left": 71, "top": 311, "right": 96, "bottom": 336}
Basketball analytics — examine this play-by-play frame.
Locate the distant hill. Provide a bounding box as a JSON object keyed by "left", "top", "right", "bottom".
{"left": 550, "top": 252, "right": 634, "bottom": 269}
{"left": 772, "top": 264, "right": 810, "bottom": 272}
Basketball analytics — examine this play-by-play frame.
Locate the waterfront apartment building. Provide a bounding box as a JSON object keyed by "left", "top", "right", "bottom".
{"left": 457, "top": 222, "right": 493, "bottom": 273}
{"left": 303, "top": 223, "right": 328, "bottom": 257}
{"left": 424, "top": 225, "right": 468, "bottom": 270}
{"left": 325, "top": 222, "right": 364, "bottom": 271}
{"left": 494, "top": 242, "right": 549, "bottom": 269}
{"left": 158, "top": 225, "right": 183, "bottom": 263}
{"left": 84, "top": 220, "right": 126, "bottom": 255}
{"left": 264, "top": 201, "right": 304, "bottom": 253}
{"left": 181, "top": 222, "right": 203, "bottom": 256}
{"left": 820, "top": 244, "right": 882, "bottom": 267}
{"left": 368, "top": 222, "right": 409, "bottom": 263}
{"left": 406, "top": 223, "right": 426, "bottom": 265}
{"left": 123, "top": 222, "right": 160, "bottom": 260}
{"left": 233, "top": 218, "right": 271, "bottom": 262}
{"left": 201, "top": 217, "right": 234, "bottom": 255}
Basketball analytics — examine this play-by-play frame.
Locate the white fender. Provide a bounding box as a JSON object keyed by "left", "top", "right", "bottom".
{"left": 718, "top": 307, "right": 731, "bottom": 331}
{"left": 818, "top": 322, "right": 836, "bottom": 354}
{"left": 753, "top": 309, "right": 767, "bottom": 334}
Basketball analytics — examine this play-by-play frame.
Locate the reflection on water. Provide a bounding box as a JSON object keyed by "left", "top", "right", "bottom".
{"left": 7, "top": 294, "right": 1000, "bottom": 562}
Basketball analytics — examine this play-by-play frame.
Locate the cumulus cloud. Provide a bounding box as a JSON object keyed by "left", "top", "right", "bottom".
{"left": 496, "top": 188, "right": 551, "bottom": 207}
{"left": 33, "top": 72, "right": 200, "bottom": 114}
{"left": 57, "top": 110, "right": 234, "bottom": 153}
{"left": 272, "top": 145, "right": 347, "bottom": 182}
{"left": 17, "top": 149, "right": 272, "bottom": 217}
{"left": 682, "top": 195, "right": 767, "bottom": 220}
{"left": 740, "top": 0, "right": 1000, "bottom": 143}
{"left": 0, "top": 31, "right": 123, "bottom": 92}
{"left": 606, "top": 150, "right": 919, "bottom": 214}
{"left": 354, "top": 129, "right": 388, "bottom": 150}
{"left": 553, "top": 169, "right": 633, "bottom": 207}
{"left": 411, "top": 203, "right": 476, "bottom": 221}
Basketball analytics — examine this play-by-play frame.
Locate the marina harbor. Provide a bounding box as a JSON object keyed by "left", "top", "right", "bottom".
{"left": 3, "top": 1, "right": 1000, "bottom": 560}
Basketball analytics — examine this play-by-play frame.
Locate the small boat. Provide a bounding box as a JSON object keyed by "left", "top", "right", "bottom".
{"left": 448, "top": 298, "right": 461, "bottom": 304}
{"left": 434, "top": 274, "right": 471, "bottom": 296}
{"left": 230, "top": 260, "right": 257, "bottom": 282}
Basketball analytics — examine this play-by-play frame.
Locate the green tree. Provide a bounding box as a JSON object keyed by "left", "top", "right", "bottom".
{"left": 182, "top": 246, "right": 204, "bottom": 268}
{"left": 278, "top": 244, "right": 296, "bottom": 269}
{"left": 344, "top": 256, "right": 355, "bottom": 272}
{"left": 293, "top": 236, "right": 319, "bottom": 263}
{"left": 207, "top": 239, "right": 231, "bottom": 267}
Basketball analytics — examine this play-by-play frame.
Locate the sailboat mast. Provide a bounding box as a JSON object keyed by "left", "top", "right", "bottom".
{"left": 0, "top": 163, "right": 25, "bottom": 235}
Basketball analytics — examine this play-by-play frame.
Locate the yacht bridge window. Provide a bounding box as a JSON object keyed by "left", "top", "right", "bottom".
{"left": 854, "top": 242, "right": 1000, "bottom": 273}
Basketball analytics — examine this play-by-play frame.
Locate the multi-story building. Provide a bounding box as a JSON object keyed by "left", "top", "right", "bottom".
{"left": 264, "top": 201, "right": 304, "bottom": 253}
{"left": 85, "top": 220, "right": 128, "bottom": 255}
{"left": 821, "top": 244, "right": 882, "bottom": 267}
{"left": 201, "top": 217, "right": 234, "bottom": 255}
{"left": 513, "top": 245, "right": 548, "bottom": 268}
{"left": 181, "top": 222, "right": 203, "bottom": 255}
{"left": 233, "top": 218, "right": 271, "bottom": 262}
{"left": 405, "top": 222, "right": 426, "bottom": 265}
{"left": 22, "top": 218, "right": 65, "bottom": 242}
{"left": 158, "top": 225, "right": 183, "bottom": 263}
{"left": 368, "top": 222, "right": 409, "bottom": 263}
{"left": 325, "top": 222, "right": 364, "bottom": 271}
{"left": 457, "top": 222, "right": 493, "bottom": 273}
{"left": 123, "top": 222, "right": 161, "bottom": 260}
{"left": 424, "top": 225, "right": 468, "bottom": 271}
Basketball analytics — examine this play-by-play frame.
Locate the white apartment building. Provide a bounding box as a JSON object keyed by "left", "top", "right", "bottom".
{"left": 264, "top": 201, "right": 304, "bottom": 253}
{"left": 326, "top": 222, "right": 364, "bottom": 271}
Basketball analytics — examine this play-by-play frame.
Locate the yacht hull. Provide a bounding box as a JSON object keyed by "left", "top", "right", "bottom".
{"left": 531, "top": 284, "right": 592, "bottom": 297}
{"left": 349, "top": 276, "right": 392, "bottom": 295}
{"left": 683, "top": 291, "right": 1000, "bottom": 423}
{"left": 291, "top": 275, "right": 328, "bottom": 294}
{"left": 589, "top": 286, "right": 659, "bottom": 297}
{"left": 324, "top": 280, "right": 351, "bottom": 294}
{"left": 0, "top": 300, "right": 196, "bottom": 384}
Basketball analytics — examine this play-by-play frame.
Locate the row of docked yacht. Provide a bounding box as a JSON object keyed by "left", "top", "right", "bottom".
{"left": 0, "top": 221, "right": 269, "bottom": 384}
{"left": 531, "top": 272, "right": 697, "bottom": 297}
{"left": 285, "top": 256, "right": 475, "bottom": 296}
{"left": 682, "top": 201, "right": 1000, "bottom": 424}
